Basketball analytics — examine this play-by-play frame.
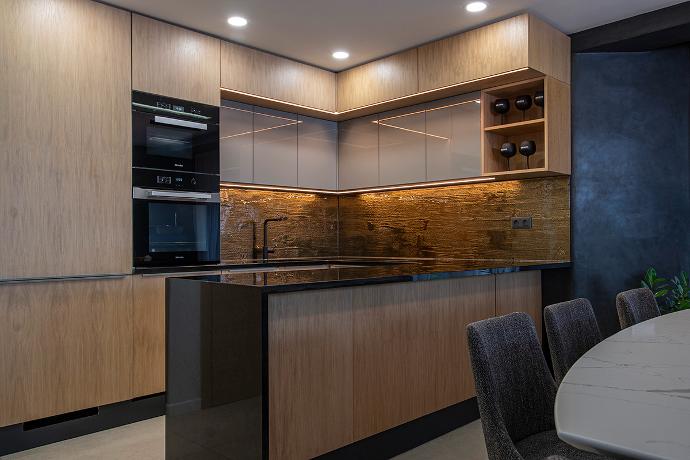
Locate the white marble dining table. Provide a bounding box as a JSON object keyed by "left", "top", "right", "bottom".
{"left": 555, "top": 309, "right": 690, "bottom": 460}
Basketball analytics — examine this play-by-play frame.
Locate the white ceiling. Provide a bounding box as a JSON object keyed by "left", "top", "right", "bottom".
{"left": 105, "top": 0, "right": 686, "bottom": 70}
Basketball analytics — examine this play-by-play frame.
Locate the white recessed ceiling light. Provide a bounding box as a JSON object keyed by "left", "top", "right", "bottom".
{"left": 332, "top": 51, "right": 350, "bottom": 60}
{"left": 227, "top": 16, "right": 248, "bottom": 27}
{"left": 465, "top": 2, "right": 487, "bottom": 13}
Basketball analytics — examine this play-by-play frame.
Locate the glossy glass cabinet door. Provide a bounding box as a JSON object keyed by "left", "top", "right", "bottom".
{"left": 425, "top": 93, "right": 481, "bottom": 181}
{"left": 220, "top": 101, "right": 254, "bottom": 183}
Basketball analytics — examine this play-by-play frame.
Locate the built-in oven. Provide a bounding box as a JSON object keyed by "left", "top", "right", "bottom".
{"left": 132, "top": 91, "right": 219, "bottom": 175}
{"left": 133, "top": 169, "right": 220, "bottom": 267}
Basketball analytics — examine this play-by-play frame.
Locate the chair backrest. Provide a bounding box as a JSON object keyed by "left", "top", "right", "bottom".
{"left": 544, "top": 298, "right": 602, "bottom": 385}
{"left": 467, "top": 312, "right": 556, "bottom": 460}
{"left": 616, "top": 287, "right": 660, "bottom": 329}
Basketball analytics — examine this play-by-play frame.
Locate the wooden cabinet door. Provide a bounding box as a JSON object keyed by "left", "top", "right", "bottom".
{"left": 221, "top": 41, "right": 336, "bottom": 112}
{"left": 352, "top": 276, "right": 495, "bottom": 439}
{"left": 338, "top": 115, "right": 380, "bottom": 190}
{"left": 268, "top": 290, "right": 354, "bottom": 459}
{"left": 418, "top": 15, "right": 529, "bottom": 92}
{"left": 337, "top": 49, "right": 418, "bottom": 112}
{"left": 132, "top": 14, "right": 220, "bottom": 105}
{"left": 297, "top": 115, "right": 338, "bottom": 190}
{"left": 496, "top": 271, "right": 543, "bottom": 339}
{"left": 0, "top": 0, "right": 132, "bottom": 280}
{"left": 0, "top": 277, "right": 133, "bottom": 428}
{"left": 132, "top": 275, "right": 166, "bottom": 398}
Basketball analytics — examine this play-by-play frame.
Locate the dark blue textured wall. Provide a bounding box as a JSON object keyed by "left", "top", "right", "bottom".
{"left": 572, "top": 48, "right": 690, "bottom": 336}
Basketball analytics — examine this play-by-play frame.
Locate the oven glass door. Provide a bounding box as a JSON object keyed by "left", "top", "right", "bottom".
{"left": 133, "top": 111, "right": 219, "bottom": 174}
{"left": 134, "top": 197, "right": 220, "bottom": 267}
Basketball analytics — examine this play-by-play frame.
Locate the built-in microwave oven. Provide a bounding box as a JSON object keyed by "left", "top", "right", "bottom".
{"left": 132, "top": 91, "right": 219, "bottom": 175}
{"left": 133, "top": 169, "right": 220, "bottom": 267}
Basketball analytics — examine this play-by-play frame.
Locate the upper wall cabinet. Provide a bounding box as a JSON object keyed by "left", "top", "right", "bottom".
{"left": 221, "top": 42, "right": 336, "bottom": 113}
{"left": 0, "top": 0, "right": 132, "bottom": 280}
{"left": 418, "top": 14, "right": 570, "bottom": 93}
{"left": 336, "top": 49, "right": 419, "bottom": 113}
{"left": 132, "top": 14, "right": 220, "bottom": 106}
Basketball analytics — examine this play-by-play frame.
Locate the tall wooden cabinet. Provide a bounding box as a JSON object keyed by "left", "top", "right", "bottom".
{"left": 132, "top": 14, "right": 221, "bottom": 105}
{"left": 0, "top": 277, "right": 133, "bottom": 428}
{"left": 0, "top": 0, "right": 132, "bottom": 280}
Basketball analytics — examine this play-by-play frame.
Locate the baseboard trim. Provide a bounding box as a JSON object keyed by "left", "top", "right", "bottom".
{"left": 0, "top": 394, "right": 165, "bottom": 456}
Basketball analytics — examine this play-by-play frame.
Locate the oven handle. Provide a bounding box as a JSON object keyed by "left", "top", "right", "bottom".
{"left": 153, "top": 115, "right": 208, "bottom": 131}
{"left": 133, "top": 187, "right": 220, "bottom": 203}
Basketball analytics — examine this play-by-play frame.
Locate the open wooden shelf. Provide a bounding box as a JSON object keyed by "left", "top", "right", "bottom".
{"left": 484, "top": 118, "right": 545, "bottom": 136}
{"left": 481, "top": 76, "right": 570, "bottom": 178}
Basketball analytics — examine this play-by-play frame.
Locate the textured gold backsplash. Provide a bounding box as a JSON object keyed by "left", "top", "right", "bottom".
{"left": 338, "top": 177, "right": 570, "bottom": 261}
{"left": 219, "top": 189, "right": 339, "bottom": 261}
{"left": 220, "top": 176, "right": 570, "bottom": 262}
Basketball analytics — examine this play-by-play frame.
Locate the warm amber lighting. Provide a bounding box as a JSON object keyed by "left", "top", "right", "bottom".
{"left": 220, "top": 176, "right": 496, "bottom": 196}
{"left": 374, "top": 121, "right": 450, "bottom": 140}
{"left": 219, "top": 67, "right": 528, "bottom": 118}
{"left": 220, "top": 120, "right": 303, "bottom": 140}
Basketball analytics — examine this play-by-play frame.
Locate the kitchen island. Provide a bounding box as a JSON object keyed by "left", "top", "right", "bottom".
{"left": 165, "top": 259, "right": 568, "bottom": 460}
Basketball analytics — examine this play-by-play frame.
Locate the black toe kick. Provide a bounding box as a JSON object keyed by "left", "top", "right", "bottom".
{"left": 0, "top": 394, "right": 165, "bottom": 456}
{"left": 316, "top": 398, "right": 479, "bottom": 460}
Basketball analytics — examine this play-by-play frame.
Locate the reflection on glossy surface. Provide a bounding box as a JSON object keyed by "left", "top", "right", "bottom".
{"left": 166, "top": 279, "right": 262, "bottom": 459}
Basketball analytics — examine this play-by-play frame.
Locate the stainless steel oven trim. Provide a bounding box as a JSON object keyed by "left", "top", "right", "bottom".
{"left": 153, "top": 115, "right": 208, "bottom": 130}
{"left": 133, "top": 187, "right": 220, "bottom": 203}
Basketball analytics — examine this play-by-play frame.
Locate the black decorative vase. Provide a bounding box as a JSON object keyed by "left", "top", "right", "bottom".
{"left": 492, "top": 98, "right": 510, "bottom": 124}
{"left": 534, "top": 90, "right": 544, "bottom": 117}
{"left": 515, "top": 95, "right": 532, "bottom": 120}
{"left": 519, "top": 140, "right": 537, "bottom": 168}
{"left": 500, "top": 142, "right": 517, "bottom": 170}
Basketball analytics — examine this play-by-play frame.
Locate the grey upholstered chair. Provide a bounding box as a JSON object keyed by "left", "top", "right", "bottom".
{"left": 616, "top": 287, "right": 660, "bottom": 329}
{"left": 467, "top": 313, "right": 611, "bottom": 460}
{"left": 544, "top": 299, "right": 602, "bottom": 385}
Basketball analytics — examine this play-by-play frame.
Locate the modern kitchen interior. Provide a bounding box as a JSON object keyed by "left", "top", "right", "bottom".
{"left": 3, "top": 1, "right": 690, "bottom": 459}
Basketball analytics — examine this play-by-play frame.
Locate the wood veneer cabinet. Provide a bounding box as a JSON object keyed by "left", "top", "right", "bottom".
{"left": 221, "top": 41, "right": 336, "bottom": 112}
{"left": 133, "top": 14, "right": 221, "bottom": 105}
{"left": 0, "top": 277, "right": 133, "bottom": 428}
{"left": 132, "top": 275, "right": 167, "bottom": 398}
{"left": 0, "top": 0, "right": 132, "bottom": 280}
{"left": 266, "top": 271, "right": 543, "bottom": 457}
{"left": 336, "top": 48, "right": 419, "bottom": 113}
{"left": 418, "top": 14, "right": 570, "bottom": 93}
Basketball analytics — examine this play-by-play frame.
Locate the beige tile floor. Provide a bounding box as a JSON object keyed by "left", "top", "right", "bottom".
{"left": 1, "top": 417, "right": 488, "bottom": 460}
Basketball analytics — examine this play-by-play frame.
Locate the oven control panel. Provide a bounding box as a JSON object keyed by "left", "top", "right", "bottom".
{"left": 133, "top": 168, "right": 218, "bottom": 193}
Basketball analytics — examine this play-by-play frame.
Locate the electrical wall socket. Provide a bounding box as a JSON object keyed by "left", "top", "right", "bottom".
{"left": 511, "top": 217, "right": 532, "bottom": 229}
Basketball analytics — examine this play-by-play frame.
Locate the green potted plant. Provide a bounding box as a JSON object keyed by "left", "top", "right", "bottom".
{"left": 642, "top": 267, "right": 690, "bottom": 313}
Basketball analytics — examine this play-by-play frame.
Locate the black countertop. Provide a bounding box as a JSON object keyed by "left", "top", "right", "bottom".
{"left": 170, "top": 257, "right": 571, "bottom": 294}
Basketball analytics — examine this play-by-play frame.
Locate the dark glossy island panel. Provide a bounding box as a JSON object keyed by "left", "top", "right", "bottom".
{"left": 166, "top": 280, "right": 263, "bottom": 459}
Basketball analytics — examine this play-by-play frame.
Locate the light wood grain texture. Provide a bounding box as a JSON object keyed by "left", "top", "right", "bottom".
{"left": 481, "top": 76, "right": 571, "bottom": 177}
{"left": 352, "top": 277, "right": 495, "bottom": 439}
{"left": 418, "top": 15, "right": 529, "bottom": 93}
{"left": 545, "top": 77, "right": 572, "bottom": 175}
{"left": 221, "top": 41, "right": 336, "bottom": 112}
{"left": 336, "top": 48, "right": 419, "bottom": 112}
{"left": 133, "top": 14, "right": 220, "bottom": 105}
{"left": 268, "top": 290, "right": 354, "bottom": 459}
{"left": 528, "top": 15, "right": 571, "bottom": 84}
{"left": 132, "top": 275, "right": 166, "bottom": 398}
{"left": 0, "top": 277, "right": 133, "bottom": 427}
{"left": 496, "top": 271, "right": 543, "bottom": 339}
{"left": 0, "top": 0, "right": 132, "bottom": 280}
